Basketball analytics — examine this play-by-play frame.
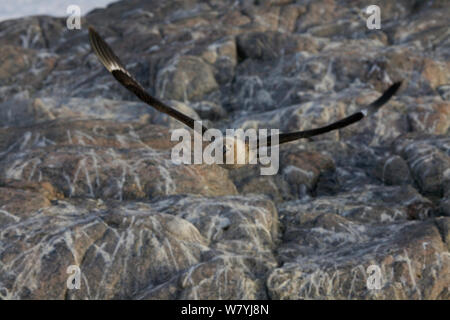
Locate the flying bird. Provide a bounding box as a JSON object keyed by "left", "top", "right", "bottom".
{"left": 88, "top": 27, "right": 401, "bottom": 169}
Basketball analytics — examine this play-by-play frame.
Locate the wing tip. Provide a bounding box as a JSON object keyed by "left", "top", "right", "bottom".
{"left": 362, "top": 80, "right": 403, "bottom": 116}
{"left": 390, "top": 80, "right": 403, "bottom": 94}
{"left": 88, "top": 26, "right": 125, "bottom": 73}
{"left": 381, "top": 80, "right": 403, "bottom": 102}
{"left": 88, "top": 26, "right": 99, "bottom": 41}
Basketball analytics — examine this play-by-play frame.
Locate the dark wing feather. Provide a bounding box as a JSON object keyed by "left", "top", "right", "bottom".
{"left": 88, "top": 27, "right": 208, "bottom": 135}
{"left": 260, "top": 81, "right": 402, "bottom": 147}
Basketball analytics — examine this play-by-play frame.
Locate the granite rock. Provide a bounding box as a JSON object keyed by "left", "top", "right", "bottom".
{"left": 0, "top": 0, "right": 448, "bottom": 300}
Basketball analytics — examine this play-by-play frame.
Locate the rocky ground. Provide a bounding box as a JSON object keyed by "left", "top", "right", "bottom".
{"left": 0, "top": 0, "right": 449, "bottom": 299}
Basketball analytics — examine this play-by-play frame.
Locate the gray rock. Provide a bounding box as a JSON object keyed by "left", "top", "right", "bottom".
{"left": 437, "top": 85, "right": 450, "bottom": 101}
{"left": 268, "top": 217, "right": 449, "bottom": 299}
{"left": 376, "top": 155, "right": 413, "bottom": 186}
{"left": 155, "top": 55, "right": 218, "bottom": 101}
{"left": 440, "top": 198, "right": 450, "bottom": 217}
{"left": 393, "top": 134, "right": 450, "bottom": 198}
{"left": 236, "top": 31, "right": 317, "bottom": 61}
{"left": 190, "top": 101, "right": 227, "bottom": 121}
{"left": 0, "top": 121, "right": 237, "bottom": 200}
{"left": 0, "top": 16, "right": 65, "bottom": 49}
{"left": 0, "top": 0, "right": 449, "bottom": 300}
{"left": 1, "top": 195, "right": 278, "bottom": 299}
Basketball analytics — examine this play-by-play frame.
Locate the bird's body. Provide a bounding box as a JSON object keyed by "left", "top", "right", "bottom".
{"left": 218, "top": 136, "right": 255, "bottom": 169}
